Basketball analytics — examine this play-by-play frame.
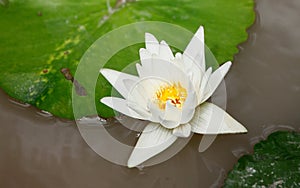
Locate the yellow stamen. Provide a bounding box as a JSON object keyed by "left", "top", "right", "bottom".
{"left": 155, "top": 82, "right": 187, "bottom": 110}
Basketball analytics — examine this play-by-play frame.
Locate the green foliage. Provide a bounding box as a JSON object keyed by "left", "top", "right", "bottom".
{"left": 224, "top": 131, "right": 300, "bottom": 188}
{"left": 0, "top": 0, "right": 255, "bottom": 119}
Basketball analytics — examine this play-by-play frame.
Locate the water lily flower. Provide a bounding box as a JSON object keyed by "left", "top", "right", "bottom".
{"left": 100, "top": 26, "right": 247, "bottom": 168}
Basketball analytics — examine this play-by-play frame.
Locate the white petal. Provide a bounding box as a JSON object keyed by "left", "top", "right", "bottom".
{"left": 183, "top": 26, "right": 205, "bottom": 72}
{"left": 139, "top": 48, "right": 152, "bottom": 61}
{"left": 148, "top": 102, "right": 163, "bottom": 122}
{"left": 172, "top": 123, "right": 191, "bottom": 138}
{"left": 123, "top": 79, "right": 135, "bottom": 91}
{"left": 100, "top": 68, "right": 138, "bottom": 98}
{"left": 181, "top": 83, "right": 197, "bottom": 124}
{"left": 128, "top": 77, "right": 167, "bottom": 109}
{"left": 180, "top": 107, "right": 195, "bottom": 124}
{"left": 175, "top": 52, "right": 182, "bottom": 59}
{"left": 127, "top": 122, "right": 177, "bottom": 168}
{"left": 172, "top": 52, "right": 185, "bottom": 72}
{"left": 184, "top": 82, "right": 198, "bottom": 109}
{"left": 159, "top": 101, "right": 182, "bottom": 129}
{"left": 198, "top": 67, "right": 212, "bottom": 104}
{"left": 200, "top": 61, "right": 232, "bottom": 103}
{"left": 127, "top": 101, "right": 152, "bottom": 118}
{"left": 183, "top": 26, "right": 205, "bottom": 85}
{"left": 136, "top": 63, "right": 149, "bottom": 78}
{"left": 145, "top": 33, "right": 159, "bottom": 55}
{"left": 183, "top": 63, "right": 204, "bottom": 95}
{"left": 182, "top": 26, "right": 206, "bottom": 90}
{"left": 190, "top": 102, "right": 247, "bottom": 134}
{"left": 159, "top": 120, "right": 179, "bottom": 129}
{"left": 159, "top": 40, "right": 174, "bottom": 61}
{"left": 139, "top": 48, "right": 152, "bottom": 68}
{"left": 100, "top": 97, "right": 149, "bottom": 120}
{"left": 138, "top": 58, "right": 190, "bottom": 88}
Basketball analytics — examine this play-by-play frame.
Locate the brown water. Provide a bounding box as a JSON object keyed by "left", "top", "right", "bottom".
{"left": 1, "top": 0, "right": 300, "bottom": 187}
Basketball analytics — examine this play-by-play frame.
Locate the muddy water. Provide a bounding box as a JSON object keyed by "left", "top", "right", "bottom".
{"left": 1, "top": 0, "right": 300, "bottom": 187}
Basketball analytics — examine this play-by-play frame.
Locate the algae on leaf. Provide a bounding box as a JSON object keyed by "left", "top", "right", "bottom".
{"left": 0, "top": 0, "right": 255, "bottom": 119}
{"left": 224, "top": 131, "right": 300, "bottom": 188}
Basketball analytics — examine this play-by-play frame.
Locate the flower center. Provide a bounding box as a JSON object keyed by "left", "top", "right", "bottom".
{"left": 155, "top": 82, "right": 187, "bottom": 110}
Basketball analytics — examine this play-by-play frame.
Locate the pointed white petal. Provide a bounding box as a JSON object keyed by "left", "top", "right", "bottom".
{"left": 139, "top": 48, "right": 152, "bottom": 67}
{"left": 145, "top": 33, "right": 159, "bottom": 55}
{"left": 172, "top": 52, "right": 185, "bottom": 71}
{"left": 183, "top": 26, "right": 205, "bottom": 72}
{"left": 190, "top": 102, "right": 247, "bottom": 134}
{"left": 159, "top": 40, "right": 174, "bottom": 61}
{"left": 139, "top": 48, "right": 152, "bottom": 61}
{"left": 181, "top": 26, "right": 207, "bottom": 98}
{"left": 172, "top": 123, "right": 191, "bottom": 138}
{"left": 160, "top": 101, "right": 182, "bottom": 129}
{"left": 175, "top": 52, "right": 182, "bottom": 59}
{"left": 127, "top": 123, "right": 177, "bottom": 168}
{"left": 100, "top": 97, "right": 149, "bottom": 120}
{"left": 100, "top": 68, "right": 138, "bottom": 98}
{"left": 136, "top": 63, "right": 149, "bottom": 78}
{"left": 198, "top": 67, "right": 212, "bottom": 104}
{"left": 200, "top": 61, "right": 232, "bottom": 103}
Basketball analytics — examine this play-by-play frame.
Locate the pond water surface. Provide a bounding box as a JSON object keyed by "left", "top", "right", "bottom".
{"left": 1, "top": 0, "right": 300, "bottom": 187}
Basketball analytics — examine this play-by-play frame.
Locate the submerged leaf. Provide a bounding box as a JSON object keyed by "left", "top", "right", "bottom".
{"left": 223, "top": 131, "right": 300, "bottom": 188}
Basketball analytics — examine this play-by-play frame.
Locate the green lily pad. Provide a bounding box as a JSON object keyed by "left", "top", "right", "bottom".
{"left": 0, "top": 0, "right": 255, "bottom": 119}
{"left": 223, "top": 131, "right": 300, "bottom": 188}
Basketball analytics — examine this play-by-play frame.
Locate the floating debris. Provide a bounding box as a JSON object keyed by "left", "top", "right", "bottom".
{"left": 60, "top": 68, "right": 87, "bottom": 96}
{"left": 37, "top": 11, "right": 42, "bottom": 17}
{"left": 61, "top": 68, "right": 73, "bottom": 81}
{"left": 63, "top": 50, "right": 69, "bottom": 55}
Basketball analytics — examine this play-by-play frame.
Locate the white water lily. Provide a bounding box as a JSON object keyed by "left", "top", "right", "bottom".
{"left": 100, "top": 26, "right": 247, "bottom": 168}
